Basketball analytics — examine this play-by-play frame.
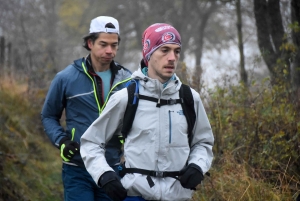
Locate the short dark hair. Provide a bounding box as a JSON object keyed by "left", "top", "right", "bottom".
{"left": 82, "top": 23, "right": 121, "bottom": 51}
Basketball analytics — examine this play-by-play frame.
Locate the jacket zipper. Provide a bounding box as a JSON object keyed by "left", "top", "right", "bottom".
{"left": 100, "top": 77, "right": 131, "bottom": 113}
{"left": 81, "top": 61, "right": 131, "bottom": 115}
{"left": 71, "top": 128, "right": 75, "bottom": 141}
{"left": 168, "top": 110, "right": 174, "bottom": 143}
{"left": 81, "top": 62, "right": 102, "bottom": 116}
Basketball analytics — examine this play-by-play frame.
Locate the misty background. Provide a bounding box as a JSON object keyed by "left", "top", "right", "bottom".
{"left": 1, "top": 0, "right": 294, "bottom": 91}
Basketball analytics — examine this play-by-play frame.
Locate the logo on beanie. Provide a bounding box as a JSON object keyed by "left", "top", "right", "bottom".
{"left": 162, "top": 32, "right": 175, "bottom": 42}
{"left": 143, "top": 39, "right": 150, "bottom": 52}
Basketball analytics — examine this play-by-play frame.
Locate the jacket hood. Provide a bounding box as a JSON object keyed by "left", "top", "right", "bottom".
{"left": 73, "top": 57, "right": 85, "bottom": 72}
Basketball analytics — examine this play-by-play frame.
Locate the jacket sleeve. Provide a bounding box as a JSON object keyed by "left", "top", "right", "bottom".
{"left": 188, "top": 89, "right": 214, "bottom": 174}
{"left": 41, "top": 73, "right": 67, "bottom": 148}
{"left": 80, "top": 89, "right": 128, "bottom": 185}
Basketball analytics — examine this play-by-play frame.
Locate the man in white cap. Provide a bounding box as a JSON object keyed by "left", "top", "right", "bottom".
{"left": 81, "top": 23, "right": 214, "bottom": 201}
{"left": 41, "top": 16, "right": 131, "bottom": 201}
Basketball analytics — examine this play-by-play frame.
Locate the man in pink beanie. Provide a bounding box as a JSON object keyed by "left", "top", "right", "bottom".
{"left": 142, "top": 23, "right": 182, "bottom": 65}
{"left": 81, "top": 23, "right": 214, "bottom": 201}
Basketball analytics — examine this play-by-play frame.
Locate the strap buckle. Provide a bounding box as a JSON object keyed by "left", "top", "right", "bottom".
{"left": 155, "top": 171, "right": 164, "bottom": 177}
{"left": 167, "top": 99, "right": 177, "bottom": 105}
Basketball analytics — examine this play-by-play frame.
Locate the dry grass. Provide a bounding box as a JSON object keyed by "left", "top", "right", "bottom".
{"left": 192, "top": 152, "right": 298, "bottom": 201}
{"left": 0, "top": 77, "right": 63, "bottom": 201}
{"left": 0, "top": 77, "right": 28, "bottom": 95}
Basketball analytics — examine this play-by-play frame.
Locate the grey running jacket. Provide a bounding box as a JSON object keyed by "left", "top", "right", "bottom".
{"left": 81, "top": 68, "right": 214, "bottom": 200}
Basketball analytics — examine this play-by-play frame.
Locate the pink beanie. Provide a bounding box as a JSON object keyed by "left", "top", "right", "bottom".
{"left": 142, "top": 23, "right": 181, "bottom": 66}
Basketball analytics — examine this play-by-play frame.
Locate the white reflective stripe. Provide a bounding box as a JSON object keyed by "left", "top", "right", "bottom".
{"left": 67, "top": 91, "right": 94, "bottom": 99}
{"left": 62, "top": 161, "right": 78, "bottom": 166}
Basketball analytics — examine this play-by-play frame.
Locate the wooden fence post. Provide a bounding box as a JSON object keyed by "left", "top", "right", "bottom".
{"left": 0, "top": 36, "right": 4, "bottom": 66}
{"left": 7, "top": 42, "right": 11, "bottom": 67}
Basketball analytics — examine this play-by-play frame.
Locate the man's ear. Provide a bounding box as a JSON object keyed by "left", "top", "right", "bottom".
{"left": 87, "top": 39, "right": 93, "bottom": 49}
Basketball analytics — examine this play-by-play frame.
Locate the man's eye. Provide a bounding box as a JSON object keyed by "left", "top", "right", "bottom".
{"left": 176, "top": 50, "right": 181, "bottom": 54}
{"left": 161, "top": 49, "right": 168, "bottom": 53}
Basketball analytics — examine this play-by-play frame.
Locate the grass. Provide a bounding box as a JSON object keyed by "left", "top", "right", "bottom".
{"left": 0, "top": 78, "right": 63, "bottom": 201}
{"left": 192, "top": 152, "right": 297, "bottom": 201}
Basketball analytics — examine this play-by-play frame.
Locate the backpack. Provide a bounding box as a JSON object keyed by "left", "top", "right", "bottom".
{"left": 118, "top": 79, "right": 210, "bottom": 185}
{"left": 121, "top": 79, "right": 196, "bottom": 146}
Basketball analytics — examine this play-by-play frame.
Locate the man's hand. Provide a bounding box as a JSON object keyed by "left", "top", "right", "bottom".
{"left": 99, "top": 171, "right": 127, "bottom": 201}
{"left": 59, "top": 137, "right": 80, "bottom": 162}
{"left": 180, "top": 163, "right": 204, "bottom": 189}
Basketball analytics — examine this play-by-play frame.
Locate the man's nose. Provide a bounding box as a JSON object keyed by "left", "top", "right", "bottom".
{"left": 106, "top": 45, "right": 113, "bottom": 53}
{"left": 168, "top": 51, "right": 176, "bottom": 61}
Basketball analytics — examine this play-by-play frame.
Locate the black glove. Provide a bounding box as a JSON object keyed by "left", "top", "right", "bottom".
{"left": 180, "top": 163, "right": 204, "bottom": 189}
{"left": 98, "top": 171, "right": 127, "bottom": 201}
{"left": 59, "top": 137, "right": 80, "bottom": 162}
{"left": 297, "top": 194, "right": 300, "bottom": 201}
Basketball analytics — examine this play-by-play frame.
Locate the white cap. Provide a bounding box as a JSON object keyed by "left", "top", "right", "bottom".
{"left": 89, "top": 16, "right": 119, "bottom": 34}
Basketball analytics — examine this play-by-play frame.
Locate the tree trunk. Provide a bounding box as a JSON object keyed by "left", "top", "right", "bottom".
{"left": 0, "top": 36, "right": 4, "bottom": 67}
{"left": 20, "top": 15, "right": 34, "bottom": 93}
{"left": 192, "top": 1, "right": 217, "bottom": 92}
{"left": 7, "top": 42, "right": 11, "bottom": 78}
{"left": 254, "top": 0, "right": 276, "bottom": 77}
{"left": 253, "top": 0, "right": 290, "bottom": 85}
{"left": 195, "top": 1, "right": 216, "bottom": 66}
{"left": 291, "top": 0, "right": 300, "bottom": 90}
{"left": 236, "top": 0, "right": 247, "bottom": 85}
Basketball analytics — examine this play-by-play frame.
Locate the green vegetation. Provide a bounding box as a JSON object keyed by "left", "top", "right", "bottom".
{"left": 193, "top": 78, "right": 300, "bottom": 201}
{"left": 0, "top": 80, "right": 63, "bottom": 201}
{"left": 0, "top": 77, "right": 299, "bottom": 200}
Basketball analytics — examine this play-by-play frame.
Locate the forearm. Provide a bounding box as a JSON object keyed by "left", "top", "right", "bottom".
{"left": 80, "top": 90, "right": 127, "bottom": 184}
{"left": 81, "top": 128, "right": 113, "bottom": 185}
{"left": 41, "top": 115, "right": 67, "bottom": 148}
{"left": 189, "top": 141, "right": 213, "bottom": 173}
{"left": 189, "top": 94, "right": 214, "bottom": 173}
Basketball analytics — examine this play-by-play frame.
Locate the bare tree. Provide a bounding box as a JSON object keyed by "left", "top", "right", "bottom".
{"left": 0, "top": 0, "right": 269, "bottom": 93}
{"left": 0, "top": 0, "right": 62, "bottom": 92}
{"left": 291, "top": 0, "right": 300, "bottom": 90}
{"left": 236, "top": 0, "right": 247, "bottom": 85}
{"left": 253, "top": 0, "right": 290, "bottom": 85}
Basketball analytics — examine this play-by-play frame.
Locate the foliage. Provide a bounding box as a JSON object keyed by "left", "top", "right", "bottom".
{"left": 193, "top": 152, "right": 296, "bottom": 201}
{"left": 176, "top": 61, "right": 191, "bottom": 85}
{"left": 0, "top": 80, "right": 63, "bottom": 201}
{"left": 202, "top": 77, "right": 300, "bottom": 200}
{"left": 58, "top": 0, "right": 90, "bottom": 35}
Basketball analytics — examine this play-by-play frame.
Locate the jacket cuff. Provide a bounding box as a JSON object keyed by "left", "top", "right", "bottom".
{"left": 189, "top": 163, "right": 203, "bottom": 174}
{"left": 58, "top": 137, "right": 70, "bottom": 149}
{"left": 98, "top": 171, "right": 117, "bottom": 187}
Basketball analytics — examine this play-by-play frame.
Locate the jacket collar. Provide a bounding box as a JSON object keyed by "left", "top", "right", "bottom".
{"left": 132, "top": 66, "right": 181, "bottom": 96}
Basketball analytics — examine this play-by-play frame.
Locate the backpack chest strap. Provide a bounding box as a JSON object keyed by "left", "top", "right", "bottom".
{"left": 139, "top": 94, "right": 183, "bottom": 108}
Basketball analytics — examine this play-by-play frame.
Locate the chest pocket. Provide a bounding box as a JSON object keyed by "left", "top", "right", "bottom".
{"left": 166, "top": 104, "right": 189, "bottom": 147}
